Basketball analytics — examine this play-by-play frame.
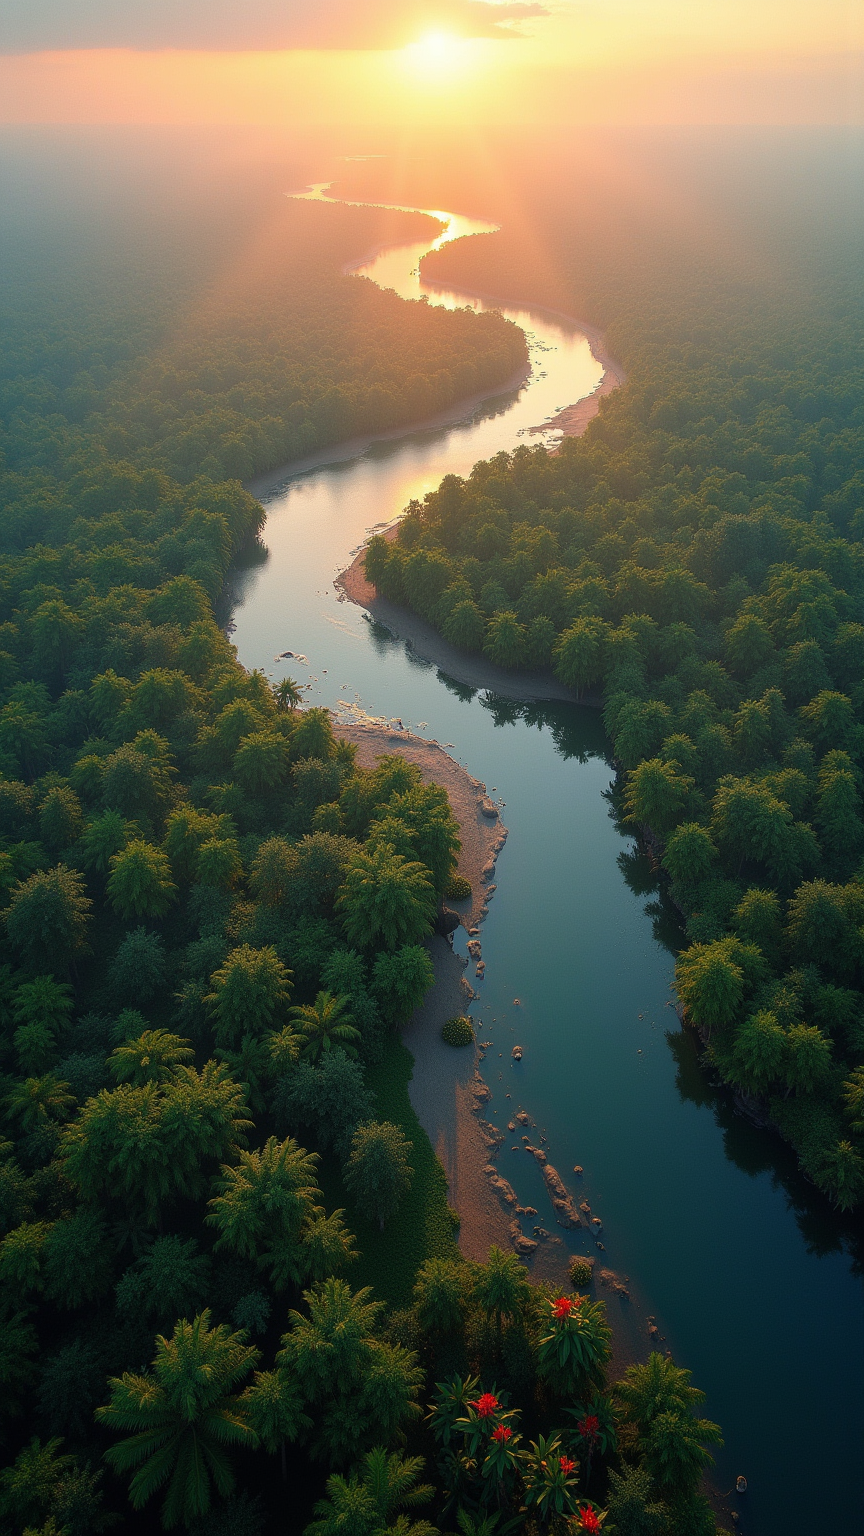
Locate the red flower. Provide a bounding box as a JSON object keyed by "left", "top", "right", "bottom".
{"left": 472, "top": 1392, "right": 500, "bottom": 1418}
{"left": 559, "top": 1455, "right": 577, "bottom": 1475}
{"left": 578, "top": 1414, "right": 600, "bottom": 1440}
{"left": 577, "top": 1508, "right": 600, "bottom": 1534}
{"left": 552, "top": 1296, "right": 573, "bottom": 1318}
{"left": 491, "top": 1425, "right": 513, "bottom": 1443}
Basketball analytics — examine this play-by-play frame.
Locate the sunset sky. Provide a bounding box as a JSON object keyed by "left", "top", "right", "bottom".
{"left": 0, "top": 0, "right": 861, "bottom": 125}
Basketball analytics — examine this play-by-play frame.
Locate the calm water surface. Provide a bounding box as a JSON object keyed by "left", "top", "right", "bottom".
{"left": 229, "top": 186, "right": 864, "bottom": 1536}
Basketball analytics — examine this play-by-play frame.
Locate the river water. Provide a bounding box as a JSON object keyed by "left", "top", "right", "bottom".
{"left": 229, "top": 187, "right": 864, "bottom": 1535}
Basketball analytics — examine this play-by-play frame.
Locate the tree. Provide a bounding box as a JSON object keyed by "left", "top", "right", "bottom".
{"left": 249, "top": 837, "right": 299, "bottom": 906}
{"left": 616, "top": 1351, "right": 708, "bottom": 1432}
{"left": 730, "top": 1012, "right": 788, "bottom": 1094}
{"left": 206, "top": 945, "right": 293, "bottom": 1048}
{"left": 483, "top": 612, "right": 526, "bottom": 670}
{"left": 675, "top": 938, "right": 745, "bottom": 1037}
{"left": 275, "top": 1053, "right": 374, "bottom": 1158}
{"left": 443, "top": 600, "right": 485, "bottom": 652}
{"left": 108, "top": 926, "right": 167, "bottom": 1004}
{"left": 662, "top": 823, "right": 716, "bottom": 888}
{"left": 412, "top": 1258, "right": 464, "bottom": 1341}
{"left": 471, "top": 1247, "right": 531, "bottom": 1352}
{"left": 784, "top": 1023, "right": 833, "bottom": 1095}
{"left": 345, "top": 1121, "right": 414, "bottom": 1228}
{"left": 108, "top": 1030, "right": 194, "bottom": 1085}
{"left": 812, "top": 1140, "right": 864, "bottom": 1211}
{"left": 41, "top": 1208, "right": 113, "bottom": 1308}
{"left": 338, "top": 845, "right": 436, "bottom": 951}
{"left": 116, "top": 1236, "right": 211, "bottom": 1326}
{"left": 290, "top": 992, "right": 361, "bottom": 1063}
{"left": 604, "top": 1464, "right": 667, "bottom": 1536}
{"left": 307, "top": 1448, "right": 435, "bottom": 1536}
{"left": 5, "top": 1073, "right": 75, "bottom": 1135}
{"left": 786, "top": 880, "right": 864, "bottom": 979}
{"left": 14, "top": 974, "right": 73, "bottom": 1032}
{"left": 96, "top": 1311, "right": 259, "bottom": 1529}
{"left": 640, "top": 1409, "right": 723, "bottom": 1498}
{"left": 553, "top": 618, "right": 606, "bottom": 696}
{"left": 274, "top": 677, "right": 303, "bottom": 712}
{"left": 233, "top": 731, "right": 289, "bottom": 795}
{"left": 107, "top": 841, "right": 176, "bottom": 920}
{"left": 278, "top": 1278, "right": 423, "bottom": 1466}
{"left": 535, "top": 1294, "right": 612, "bottom": 1395}
{"left": 5, "top": 866, "right": 91, "bottom": 973}
{"left": 207, "top": 1135, "right": 355, "bottom": 1288}
{"left": 39, "top": 786, "right": 83, "bottom": 855}
{"left": 78, "top": 810, "right": 128, "bottom": 875}
{"left": 61, "top": 1063, "right": 251, "bottom": 1222}
{"left": 372, "top": 945, "right": 435, "bottom": 1026}
{"left": 372, "top": 784, "right": 461, "bottom": 895}
{"left": 624, "top": 758, "right": 693, "bottom": 837}
{"left": 724, "top": 613, "right": 773, "bottom": 677}
{"left": 101, "top": 736, "right": 175, "bottom": 822}
{"left": 843, "top": 1065, "right": 864, "bottom": 1137}
{"left": 732, "top": 887, "right": 783, "bottom": 960}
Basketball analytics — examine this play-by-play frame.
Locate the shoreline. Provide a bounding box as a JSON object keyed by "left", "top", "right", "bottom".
{"left": 336, "top": 538, "right": 603, "bottom": 709}
{"left": 244, "top": 360, "right": 531, "bottom": 502}
{"left": 331, "top": 718, "right": 602, "bottom": 1284}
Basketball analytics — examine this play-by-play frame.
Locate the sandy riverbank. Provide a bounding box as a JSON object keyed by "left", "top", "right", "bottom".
{"left": 332, "top": 717, "right": 586, "bottom": 1276}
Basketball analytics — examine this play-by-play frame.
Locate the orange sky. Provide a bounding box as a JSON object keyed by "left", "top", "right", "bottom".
{"left": 0, "top": 2, "right": 861, "bottom": 125}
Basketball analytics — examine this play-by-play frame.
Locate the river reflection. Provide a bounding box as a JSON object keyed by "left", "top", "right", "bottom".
{"left": 229, "top": 183, "right": 864, "bottom": 1536}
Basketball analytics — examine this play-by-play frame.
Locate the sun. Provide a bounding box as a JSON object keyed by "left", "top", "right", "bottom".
{"left": 402, "top": 30, "right": 472, "bottom": 81}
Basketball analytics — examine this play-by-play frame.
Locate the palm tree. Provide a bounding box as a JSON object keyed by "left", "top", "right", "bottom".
{"left": 308, "top": 1448, "right": 435, "bottom": 1536}
{"left": 5, "top": 1073, "right": 75, "bottom": 1134}
{"left": 96, "top": 1311, "right": 259, "bottom": 1529}
{"left": 290, "top": 991, "right": 360, "bottom": 1063}
{"left": 108, "top": 1030, "right": 194, "bottom": 1086}
{"left": 616, "top": 1351, "right": 707, "bottom": 1434}
{"left": 413, "top": 1258, "right": 464, "bottom": 1341}
{"left": 471, "top": 1247, "right": 531, "bottom": 1354}
{"left": 640, "top": 1408, "right": 723, "bottom": 1497}
{"left": 338, "top": 844, "right": 436, "bottom": 951}
{"left": 207, "top": 1136, "right": 330, "bottom": 1289}
{"left": 241, "top": 1364, "right": 310, "bottom": 1480}
{"left": 274, "top": 677, "right": 303, "bottom": 712}
{"left": 279, "top": 1279, "right": 422, "bottom": 1466}
{"left": 206, "top": 944, "right": 293, "bottom": 1049}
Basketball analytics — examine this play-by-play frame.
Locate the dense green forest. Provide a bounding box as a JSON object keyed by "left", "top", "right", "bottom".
{"left": 363, "top": 181, "right": 864, "bottom": 1213}
{"left": 0, "top": 165, "right": 726, "bottom": 1536}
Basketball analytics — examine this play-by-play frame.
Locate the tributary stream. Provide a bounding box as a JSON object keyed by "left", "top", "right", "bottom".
{"left": 230, "top": 184, "right": 864, "bottom": 1535}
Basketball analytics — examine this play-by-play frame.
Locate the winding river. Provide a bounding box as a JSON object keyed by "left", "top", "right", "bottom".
{"left": 229, "top": 185, "right": 864, "bottom": 1535}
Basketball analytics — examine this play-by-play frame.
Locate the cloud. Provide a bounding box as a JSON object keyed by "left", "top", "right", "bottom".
{"left": 0, "top": 0, "right": 549, "bottom": 54}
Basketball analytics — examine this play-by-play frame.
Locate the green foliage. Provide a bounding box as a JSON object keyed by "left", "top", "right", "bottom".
{"left": 338, "top": 844, "right": 437, "bottom": 951}
{"left": 568, "top": 1255, "right": 595, "bottom": 1288}
{"left": 373, "top": 945, "right": 436, "bottom": 1026}
{"left": 444, "top": 874, "right": 472, "bottom": 901}
{"left": 107, "top": 840, "right": 177, "bottom": 919}
{"left": 345, "top": 1121, "right": 414, "bottom": 1228}
{"left": 442, "top": 1015, "right": 474, "bottom": 1047}
{"left": 5, "top": 866, "right": 91, "bottom": 973}
{"left": 207, "top": 1135, "right": 356, "bottom": 1288}
{"left": 96, "top": 1311, "right": 259, "bottom": 1528}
